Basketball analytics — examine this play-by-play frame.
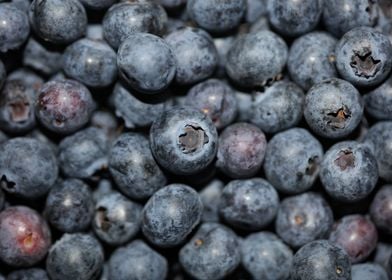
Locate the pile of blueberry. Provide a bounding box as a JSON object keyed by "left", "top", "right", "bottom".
{"left": 0, "top": 0, "right": 392, "bottom": 279}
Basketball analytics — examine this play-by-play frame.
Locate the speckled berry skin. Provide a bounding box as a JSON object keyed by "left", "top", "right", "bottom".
{"left": 93, "top": 191, "right": 142, "bottom": 246}
{"left": 264, "top": 128, "right": 323, "bottom": 194}
{"left": 0, "top": 137, "right": 58, "bottom": 199}
{"left": 35, "top": 79, "right": 95, "bottom": 134}
{"left": 241, "top": 232, "right": 293, "bottom": 280}
{"left": 46, "top": 234, "right": 104, "bottom": 280}
{"left": 199, "top": 179, "right": 223, "bottom": 223}
{"left": 329, "top": 215, "right": 378, "bottom": 263}
{"left": 187, "top": 0, "right": 246, "bottom": 33}
{"left": 352, "top": 263, "right": 389, "bottom": 280}
{"left": 268, "top": 0, "right": 323, "bottom": 37}
{"left": 370, "top": 185, "right": 392, "bottom": 234}
{"left": 291, "top": 240, "right": 351, "bottom": 280}
{"left": 364, "top": 75, "right": 392, "bottom": 120}
{"left": 150, "top": 106, "right": 218, "bottom": 175}
{"left": 63, "top": 38, "right": 117, "bottom": 88}
{"left": 364, "top": 121, "right": 392, "bottom": 183}
{"left": 179, "top": 223, "right": 241, "bottom": 280}
{"left": 320, "top": 141, "right": 378, "bottom": 202}
{"left": 45, "top": 179, "right": 94, "bottom": 233}
{"left": 216, "top": 123, "right": 266, "bottom": 178}
{"left": 165, "top": 27, "right": 218, "bottom": 85}
{"left": 117, "top": 33, "right": 175, "bottom": 94}
{"left": 102, "top": 2, "right": 167, "bottom": 49}
{"left": 0, "top": 3, "right": 29, "bottom": 52}
{"left": 142, "top": 184, "right": 203, "bottom": 247}
{"left": 0, "top": 206, "right": 51, "bottom": 267}
{"left": 58, "top": 127, "right": 109, "bottom": 179}
{"left": 323, "top": 0, "right": 379, "bottom": 38}
{"left": 288, "top": 32, "right": 338, "bottom": 91}
{"left": 29, "top": 0, "right": 87, "bottom": 45}
{"left": 0, "top": 80, "right": 37, "bottom": 134}
{"left": 0, "top": 60, "right": 5, "bottom": 90}
{"left": 304, "top": 78, "right": 364, "bottom": 139}
{"left": 109, "top": 133, "right": 167, "bottom": 200}
{"left": 276, "top": 192, "right": 334, "bottom": 248}
{"left": 7, "top": 268, "right": 49, "bottom": 280}
{"left": 336, "top": 27, "right": 392, "bottom": 87}
{"left": 184, "top": 79, "right": 237, "bottom": 130}
{"left": 226, "top": 31, "right": 288, "bottom": 88}
{"left": 250, "top": 81, "right": 305, "bottom": 133}
{"left": 108, "top": 240, "right": 168, "bottom": 280}
{"left": 79, "top": 0, "right": 117, "bottom": 10}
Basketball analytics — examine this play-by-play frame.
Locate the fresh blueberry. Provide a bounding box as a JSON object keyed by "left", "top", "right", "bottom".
{"left": 91, "top": 110, "right": 118, "bottom": 140}
{"left": 0, "top": 137, "right": 58, "bottom": 199}
{"left": 374, "top": 243, "right": 392, "bottom": 278}
{"left": 370, "top": 185, "right": 392, "bottom": 235}
{"left": 8, "top": 68, "right": 43, "bottom": 94}
{"left": 226, "top": 31, "right": 288, "bottom": 88}
{"left": 109, "top": 132, "right": 167, "bottom": 200}
{"left": 79, "top": 0, "right": 117, "bottom": 10}
{"left": 246, "top": 0, "right": 267, "bottom": 23}
{"left": 304, "top": 78, "right": 364, "bottom": 139}
{"left": 264, "top": 128, "right": 323, "bottom": 194}
{"left": 219, "top": 178, "right": 279, "bottom": 231}
{"left": 213, "top": 36, "right": 235, "bottom": 78}
{"left": 216, "top": 122, "right": 267, "bottom": 178}
{"left": 179, "top": 222, "right": 241, "bottom": 280}
{"left": 7, "top": 0, "right": 30, "bottom": 14}
{"left": 352, "top": 263, "right": 389, "bottom": 280}
{"left": 249, "top": 16, "right": 271, "bottom": 33}
{"left": 235, "top": 91, "right": 252, "bottom": 122}
{"left": 7, "top": 268, "right": 49, "bottom": 280}
{"left": 364, "top": 75, "right": 392, "bottom": 120}
{"left": 199, "top": 179, "right": 224, "bottom": 223}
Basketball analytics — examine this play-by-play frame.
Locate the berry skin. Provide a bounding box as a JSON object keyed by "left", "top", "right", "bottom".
{"left": 0, "top": 137, "right": 58, "bottom": 199}
{"left": 7, "top": 268, "right": 49, "bottom": 280}
{"left": 142, "top": 184, "right": 203, "bottom": 248}
{"left": 241, "top": 232, "right": 293, "bottom": 280}
{"left": 0, "top": 206, "right": 51, "bottom": 267}
{"left": 275, "top": 192, "right": 334, "bottom": 248}
{"left": 291, "top": 240, "right": 351, "bottom": 280}
{"left": 335, "top": 27, "right": 392, "bottom": 87}
{"left": 117, "top": 33, "right": 176, "bottom": 94}
{"left": 370, "top": 185, "right": 392, "bottom": 235}
{"left": 179, "top": 223, "right": 241, "bottom": 280}
{"left": 363, "top": 75, "right": 392, "bottom": 120}
{"left": 46, "top": 234, "right": 104, "bottom": 280}
{"left": 264, "top": 128, "right": 323, "bottom": 194}
{"left": 35, "top": 79, "right": 96, "bottom": 134}
{"left": 304, "top": 78, "right": 364, "bottom": 139}
{"left": 199, "top": 179, "right": 224, "bottom": 223}
{"left": 219, "top": 178, "right": 279, "bottom": 231}
{"left": 150, "top": 106, "right": 218, "bottom": 175}
{"left": 352, "top": 263, "right": 389, "bottom": 280}
{"left": 216, "top": 122, "right": 267, "bottom": 178}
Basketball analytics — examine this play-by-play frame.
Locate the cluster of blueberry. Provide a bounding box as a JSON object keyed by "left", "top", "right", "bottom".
{"left": 0, "top": 0, "right": 392, "bottom": 279}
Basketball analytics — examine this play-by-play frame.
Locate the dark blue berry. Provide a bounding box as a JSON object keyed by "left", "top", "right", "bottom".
{"left": 370, "top": 185, "right": 392, "bottom": 235}
{"left": 364, "top": 75, "right": 392, "bottom": 120}
{"left": 7, "top": 268, "right": 49, "bottom": 280}
{"left": 352, "top": 263, "right": 389, "bottom": 280}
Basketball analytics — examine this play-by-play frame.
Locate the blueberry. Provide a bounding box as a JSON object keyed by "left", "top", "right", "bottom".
{"left": 79, "top": 0, "right": 117, "bottom": 10}
{"left": 250, "top": 81, "right": 305, "bottom": 133}
{"left": 58, "top": 127, "right": 109, "bottom": 179}
{"left": 363, "top": 121, "right": 392, "bottom": 182}
{"left": 226, "top": 31, "right": 288, "bottom": 88}
{"left": 249, "top": 16, "right": 271, "bottom": 33}
{"left": 370, "top": 185, "right": 392, "bottom": 235}
{"left": 0, "top": 137, "right": 58, "bottom": 199}
{"left": 216, "top": 122, "right": 267, "bottom": 178}
{"left": 0, "top": 206, "right": 51, "bottom": 267}
{"left": 63, "top": 38, "right": 117, "bottom": 88}
{"left": 288, "top": 32, "right": 338, "bottom": 91}
{"left": 184, "top": 79, "right": 237, "bottom": 130}
{"left": 150, "top": 106, "right": 218, "bottom": 175}
{"left": 335, "top": 27, "right": 392, "bottom": 87}
{"left": 46, "top": 233, "right": 104, "bottom": 280}
{"left": 8, "top": 0, "right": 30, "bottom": 14}
{"left": 264, "top": 128, "right": 323, "bottom": 194}
{"left": 7, "top": 268, "right": 49, "bottom": 280}
{"left": 363, "top": 75, "right": 392, "bottom": 120}
{"left": 108, "top": 239, "right": 168, "bottom": 280}
{"left": 0, "top": 80, "right": 36, "bottom": 135}
{"left": 267, "top": 0, "right": 323, "bottom": 37}
{"left": 179, "top": 222, "right": 241, "bottom": 280}
{"left": 142, "top": 184, "right": 202, "bottom": 247}
{"left": 199, "top": 179, "right": 224, "bottom": 223}
{"left": 219, "top": 178, "right": 279, "bottom": 231}
{"left": 329, "top": 214, "right": 378, "bottom": 263}
{"left": 304, "top": 78, "right": 364, "bottom": 139}
{"left": 93, "top": 191, "right": 142, "bottom": 246}
{"left": 187, "top": 0, "right": 246, "bottom": 33}
{"left": 246, "top": 0, "right": 267, "bottom": 24}
{"left": 165, "top": 27, "right": 218, "bottom": 85}
{"left": 8, "top": 69, "right": 43, "bottom": 94}
{"left": 352, "top": 263, "right": 389, "bottom": 280}
{"left": 45, "top": 179, "right": 94, "bottom": 233}
{"left": 91, "top": 110, "right": 118, "bottom": 140}
{"left": 102, "top": 1, "right": 167, "bottom": 49}
{"left": 291, "top": 240, "right": 351, "bottom": 280}
{"left": 235, "top": 91, "right": 252, "bottom": 122}
{"left": 35, "top": 79, "right": 96, "bottom": 134}
{"left": 29, "top": 0, "right": 87, "bottom": 45}
{"left": 109, "top": 132, "right": 167, "bottom": 200}
{"left": 374, "top": 243, "right": 392, "bottom": 278}
{"left": 213, "top": 36, "right": 235, "bottom": 78}
{"left": 241, "top": 232, "right": 293, "bottom": 280}
{"left": 276, "top": 192, "right": 334, "bottom": 248}
{"left": 0, "top": 60, "right": 6, "bottom": 90}
{"left": 323, "top": 0, "right": 379, "bottom": 38}
{"left": 0, "top": 3, "right": 29, "bottom": 52}
{"left": 117, "top": 33, "right": 176, "bottom": 94}
{"left": 92, "top": 179, "right": 113, "bottom": 203}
